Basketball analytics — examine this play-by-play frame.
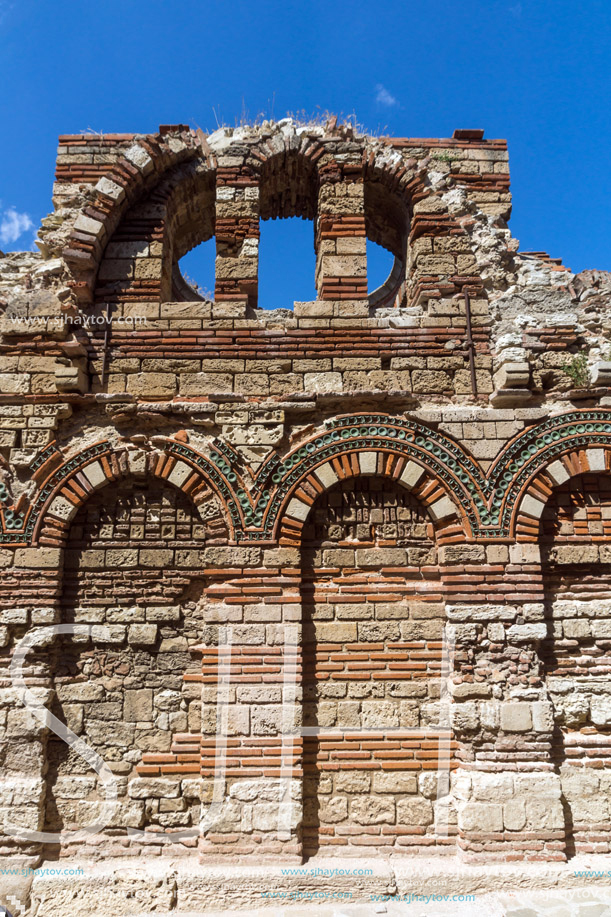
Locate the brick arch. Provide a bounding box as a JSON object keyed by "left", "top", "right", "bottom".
{"left": 30, "top": 441, "right": 234, "bottom": 546}
{"left": 256, "top": 414, "right": 484, "bottom": 545}
{"left": 514, "top": 446, "right": 611, "bottom": 542}
{"left": 487, "top": 411, "right": 611, "bottom": 538}
{"left": 278, "top": 448, "right": 462, "bottom": 545}
{"left": 93, "top": 157, "right": 217, "bottom": 306}
{"left": 245, "top": 132, "right": 326, "bottom": 202}
{"left": 363, "top": 144, "right": 478, "bottom": 308}
{"left": 63, "top": 129, "right": 203, "bottom": 303}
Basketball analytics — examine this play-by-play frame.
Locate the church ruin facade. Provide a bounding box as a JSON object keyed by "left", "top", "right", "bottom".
{"left": 1, "top": 119, "right": 611, "bottom": 907}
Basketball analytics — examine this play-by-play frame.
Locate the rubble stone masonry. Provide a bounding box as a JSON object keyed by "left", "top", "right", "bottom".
{"left": 1, "top": 119, "right": 611, "bottom": 873}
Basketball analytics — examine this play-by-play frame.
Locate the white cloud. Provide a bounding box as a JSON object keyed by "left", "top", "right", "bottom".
{"left": 0, "top": 205, "right": 34, "bottom": 249}
{"left": 375, "top": 84, "right": 398, "bottom": 108}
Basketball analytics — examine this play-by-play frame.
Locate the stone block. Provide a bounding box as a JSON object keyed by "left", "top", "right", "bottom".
{"left": 500, "top": 702, "right": 532, "bottom": 732}
{"left": 397, "top": 796, "right": 433, "bottom": 826}
{"left": 128, "top": 778, "right": 180, "bottom": 799}
{"left": 458, "top": 802, "right": 503, "bottom": 833}
{"left": 124, "top": 689, "right": 153, "bottom": 722}
{"left": 350, "top": 796, "right": 395, "bottom": 825}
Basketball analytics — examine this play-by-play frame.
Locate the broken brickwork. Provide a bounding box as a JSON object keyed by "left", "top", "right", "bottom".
{"left": 1, "top": 119, "right": 611, "bottom": 880}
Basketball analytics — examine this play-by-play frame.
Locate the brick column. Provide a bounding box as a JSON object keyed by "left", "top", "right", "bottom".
{"left": 315, "top": 160, "right": 367, "bottom": 302}
{"left": 214, "top": 162, "right": 259, "bottom": 310}
{"left": 446, "top": 544, "right": 566, "bottom": 862}
{"left": 195, "top": 550, "right": 303, "bottom": 862}
{"left": 0, "top": 547, "right": 63, "bottom": 863}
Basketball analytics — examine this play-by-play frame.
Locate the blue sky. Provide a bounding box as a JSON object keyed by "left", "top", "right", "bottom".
{"left": 0, "top": 0, "right": 609, "bottom": 307}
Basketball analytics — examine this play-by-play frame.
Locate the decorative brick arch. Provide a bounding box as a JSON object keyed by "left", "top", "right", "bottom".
{"left": 278, "top": 448, "right": 462, "bottom": 545}
{"left": 94, "top": 156, "right": 217, "bottom": 305}
{"left": 28, "top": 440, "right": 233, "bottom": 546}
{"left": 253, "top": 413, "right": 482, "bottom": 544}
{"left": 487, "top": 410, "right": 611, "bottom": 539}
{"left": 514, "top": 445, "right": 611, "bottom": 542}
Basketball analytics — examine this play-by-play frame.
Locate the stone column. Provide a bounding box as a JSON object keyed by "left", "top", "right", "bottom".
{"left": 214, "top": 161, "right": 259, "bottom": 311}
{"left": 315, "top": 159, "right": 367, "bottom": 303}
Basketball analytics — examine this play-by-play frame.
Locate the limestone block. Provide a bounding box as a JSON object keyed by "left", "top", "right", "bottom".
{"left": 355, "top": 548, "right": 407, "bottom": 567}
{"left": 304, "top": 372, "right": 343, "bottom": 393}
{"left": 457, "top": 802, "right": 503, "bottom": 833}
{"left": 397, "top": 796, "right": 433, "bottom": 826}
{"left": 562, "top": 618, "right": 591, "bottom": 639}
{"left": 139, "top": 548, "right": 174, "bottom": 567}
{"left": 314, "top": 622, "right": 357, "bottom": 643}
{"left": 54, "top": 776, "right": 96, "bottom": 799}
{"left": 251, "top": 705, "right": 283, "bottom": 735}
{"left": 439, "top": 545, "right": 485, "bottom": 564}
{"left": 572, "top": 796, "right": 610, "bottom": 824}
{"left": 350, "top": 796, "right": 395, "bottom": 825}
{"left": 124, "top": 689, "right": 153, "bottom": 722}
{"left": 451, "top": 703, "right": 479, "bottom": 732}
{"left": 451, "top": 683, "right": 491, "bottom": 700}
{"left": 14, "top": 547, "right": 62, "bottom": 568}
{"left": 362, "top": 701, "right": 399, "bottom": 729}
{"left": 551, "top": 545, "right": 599, "bottom": 564}
{"left": 503, "top": 799, "right": 526, "bottom": 831}
{"left": 90, "top": 624, "right": 126, "bottom": 643}
{"left": 506, "top": 623, "right": 547, "bottom": 643}
{"left": 471, "top": 773, "right": 514, "bottom": 803}
{"left": 57, "top": 683, "right": 104, "bottom": 702}
{"left": 126, "top": 372, "right": 176, "bottom": 396}
{"left": 591, "top": 696, "right": 611, "bottom": 726}
{"left": 336, "top": 772, "right": 372, "bottom": 793}
{"left": 124, "top": 143, "right": 154, "bottom": 174}
{"left": 493, "top": 362, "right": 530, "bottom": 390}
{"left": 509, "top": 543, "right": 541, "bottom": 564}
{"left": 319, "top": 796, "right": 349, "bottom": 823}
{"left": 591, "top": 361, "right": 611, "bottom": 386}
{"left": 524, "top": 797, "right": 565, "bottom": 830}
{"left": 500, "top": 702, "right": 532, "bottom": 732}
{"left": 520, "top": 494, "right": 546, "bottom": 519}
{"left": 532, "top": 701, "right": 554, "bottom": 732}
{"left": 128, "top": 777, "right": 180, "bottom": 799}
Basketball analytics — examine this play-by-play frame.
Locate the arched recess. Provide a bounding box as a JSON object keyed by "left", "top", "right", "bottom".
{"left": 44, "top": 469, "right": 228, "bottom": 850}
{"left": 256, "top": 146, "right": 320, "bottom": 308}
{"left": 281, "top": 450, "right": 461, "bottom": 545}
{"left": 481, "top": 411, "right": 611, "bottom": 539}
{"left": 299, "top": 472, "right": 456, "bottom": 856}
{"left": 270, "top": 415, "right": 478, "bottom": 546}
{"left": 30, "top": 441, "right": 234, "bottom": 547}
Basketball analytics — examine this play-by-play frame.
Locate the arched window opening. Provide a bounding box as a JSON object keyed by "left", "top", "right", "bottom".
{"left": 364, "top": 175, "right": 409, "bottom": 309}
{"left": 176, "top": 238, "right": 216, "bottom": 301}
{"left": 367, "top": 238, "right": 395, "bottom": 295}
{"left": 257, "top": 216, "right": 316, "bottom": 310}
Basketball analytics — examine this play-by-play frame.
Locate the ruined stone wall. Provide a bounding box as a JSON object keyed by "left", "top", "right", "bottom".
{"left": 1, "top": 119, "right": 611, "bottom": 870}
